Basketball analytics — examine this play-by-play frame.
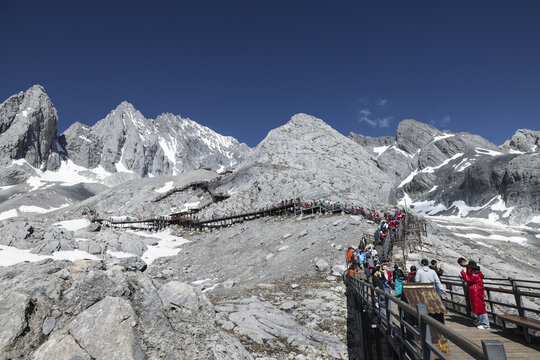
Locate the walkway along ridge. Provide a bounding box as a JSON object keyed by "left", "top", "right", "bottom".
{"left": 86, "top": 200, "right": 381, "bottom": 232}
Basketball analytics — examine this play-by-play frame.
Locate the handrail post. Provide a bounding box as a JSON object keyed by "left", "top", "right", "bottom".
{"left": 509, "top": 277, "right": 524, "bottom": 317}
{"left": 417, "top": 304, "right": 434, "bottom": 360}
{"left": 371, "top": 287, "right": 376, "bottom": 315}
{"left": 486, "top": 288, "right": 496, "bottom": 326}
{"left": 462, "top": 278, "right": 472, "bottom": 317}
{"left": 398, "top": 306, "right": 406, "bottom": 359}
{"left": 384, "top": 288, "right": 392, "bottom": 336}
{"left": 481, "top": 340, "right": 507, "bottom": 360}
{"left": 509, "top": 277, "right": 529, "bottom": 342}
{"left": 448, "top": 282, "right": 456, "bottom": 312}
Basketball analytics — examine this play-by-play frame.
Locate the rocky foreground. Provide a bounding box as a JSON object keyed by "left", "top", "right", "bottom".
{"left": 0, "top": 258, "right": 252, "bottom": 360}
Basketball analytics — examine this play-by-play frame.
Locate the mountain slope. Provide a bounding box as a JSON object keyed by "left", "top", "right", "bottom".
{"left": 350, "top": 119, "right": 540, "bottom": 225}
{"left": 206, "top": 113, "right": 395, "bottom": 215}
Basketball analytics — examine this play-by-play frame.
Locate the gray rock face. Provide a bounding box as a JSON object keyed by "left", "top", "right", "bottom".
{"left": 158, "top": 280, "right": 209, "bottom": 311}
{"left": 500, "top": 129, "right": 540, "bottom": 153}
{"left": 60, "top": 102, "right": 250, "bottom": 178}
{"left": 67, "top": 296, "right": 144, "bottom": 360}
{"left": 500, "top": 153, "right": 540, "bottom": 221}
{"left": 348, "top": 132, "right": 394, "bottom": 148}
{"left": 216, "top": 295, "right": 347, "bottom": 359}
{"left": 210, "top": 113, "right": 395, "bottom": 215}
{"left": 349, "top": 118, "right": 540, "bottom": 224}
{"left": 0, "top": 85, "right": 60, "bottom": 184}
{"left": 0, "top": 292, "right": 29, "bottom": 352}
{"left": 0, "top": 259, "right": 252, "bottom": 360}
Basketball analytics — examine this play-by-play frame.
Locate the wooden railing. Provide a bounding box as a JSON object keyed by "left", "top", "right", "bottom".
{"left": 345, "top": 274, "right": 507, "bottom": 359}
{"left": 439, "top": 275, "right": 540, "bottom": 324}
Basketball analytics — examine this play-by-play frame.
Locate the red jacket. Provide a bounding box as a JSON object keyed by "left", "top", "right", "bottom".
{"left": 461, "top": 269, "right": 487, "bottom": 314}
{"left": 407, "top": 271, "right": 416, "bottom": 283}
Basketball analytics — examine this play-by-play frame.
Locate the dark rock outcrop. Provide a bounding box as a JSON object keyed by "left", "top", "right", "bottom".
{"left": 0, "top": 85, "right": 60, "bottom": 173}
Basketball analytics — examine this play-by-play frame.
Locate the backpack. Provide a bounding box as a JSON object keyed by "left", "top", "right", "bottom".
{"left": 346, "top": 248, "right": 354, "bottom": 262}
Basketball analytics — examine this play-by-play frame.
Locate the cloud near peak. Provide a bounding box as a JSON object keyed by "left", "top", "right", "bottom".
{"left": 357, "top": 108, "right": 392, "bottom": 128}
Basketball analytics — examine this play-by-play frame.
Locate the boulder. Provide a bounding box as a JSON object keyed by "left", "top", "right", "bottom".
{"left": 42, "top": 317, "right": 56, "bottom": 335}
{"left": 315, "top": 259, "right": 330, "bottom": 272}
{"left": 67, "top": 296, "right": 143, "bottom": 360}
{"left": 158, "top": 281, "right": 209, "bottom": 311}
{"left": 0, "top": 292, "right": 29, "bottom": 352}
{"left": 33, "top": 333, "right": 92, "bottom": 360}
{"left": 331, "top": 265, "right": 347, "bottom": 276}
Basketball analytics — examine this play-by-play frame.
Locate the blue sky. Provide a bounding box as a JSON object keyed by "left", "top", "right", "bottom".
{"left": 1, "top": 0, "right": 539, "bottom": 147}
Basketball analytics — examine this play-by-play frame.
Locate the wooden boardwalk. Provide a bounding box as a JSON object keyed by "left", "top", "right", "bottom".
{"left": 444, "top": 312, "right": 539, "bottom": 359}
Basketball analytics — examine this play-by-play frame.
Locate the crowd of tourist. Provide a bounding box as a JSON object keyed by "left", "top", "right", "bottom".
{"left": 346, "top": 243, "right": 490, "bottom": 330}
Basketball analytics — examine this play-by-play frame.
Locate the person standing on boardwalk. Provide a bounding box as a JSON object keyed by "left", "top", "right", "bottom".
{"left": 407, "top": 266, "right": 417, "bottom": 283}
{"left": 461, "top": 260, "right": 490, "bottom": 329}
{"left": 415, "top": 259, "right": 446, "bottom": 297}
{"left": 429, "top": 260, "right": 444, "bottom": 279}
{"left": 393, "top": 265, "right": 406, "bottom": 299}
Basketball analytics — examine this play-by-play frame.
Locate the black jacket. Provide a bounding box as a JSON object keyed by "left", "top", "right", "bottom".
{"left": 429, "top": 265, "right": 444, "bottom": 278}
{"left": 372, "top": 274, "right": 385, "bottom": 290}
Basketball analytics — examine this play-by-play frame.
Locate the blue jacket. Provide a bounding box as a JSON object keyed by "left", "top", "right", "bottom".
{"left": 395, "top": 278, "right": 404, "bottom": 296}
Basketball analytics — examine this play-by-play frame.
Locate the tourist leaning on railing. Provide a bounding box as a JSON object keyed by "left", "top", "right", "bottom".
{"left": 460, "top": 260, "right": 490, "bottom": 330}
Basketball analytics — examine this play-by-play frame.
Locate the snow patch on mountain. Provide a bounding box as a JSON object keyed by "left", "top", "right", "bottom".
{"left": 398, "top": 170, "right": 418, "bottom": 188}
{"left": 155, "top": 181, "right": 174, "bottom": 193}
{"left": 135, "top": 229, "right": 189, "bottom": 265}
{"left": 373, "top": 145, "right": 389, "bottom": 156}
{"left": 19, "top": 204, "right": 69, "bottom": 214}
{"left": 431, "top": 133, "right": 455, "bottom": 143}
{"left": 0, "top": 245, "right": 99, "bottom": 267}
{"left": 490, "top": 196, "right": 514, "bottom": 218}
{"left": 390, "top": 146, "right": 415, "bottom": 158}
{"left": 475, "top": 148, "right": 503, "bottom": 156}
{"left": 54, "top": 218, "right": 91, "bottom": 231}
{"left": 0, "top": 209, "right": 18, "bottom": 221}
{"left": 420, "top": 153, "right": 463, "bottom": 173}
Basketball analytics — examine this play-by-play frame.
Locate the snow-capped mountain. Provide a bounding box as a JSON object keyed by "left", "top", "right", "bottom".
{"left": 350, "top": 120, "right": 540, "bottom": 225}
{"left": 0, "top": 86, "right": 249, "bottom": 187}
{"left": 60, "top": 102, "right": 250, "bottom": 180}
{"left": 0, "top": 85, "right": 250, "bottom": 219}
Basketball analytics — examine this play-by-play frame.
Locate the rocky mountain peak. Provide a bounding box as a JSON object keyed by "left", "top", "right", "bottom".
{"left": 288, "top": 112, "right": 324, "bottom": 124}
{"left": 61, "top": 102, "right": 250, "bottom": 179}
{"left": 0, "top": 85, "right": 60, "bottom": 172}
{"left": 395, "top": 119, "right": 440, "bottom": 154}
{"left": 500, "top": 129, "right": 540, "bottom": 153}
{"left": 213, "top": 113, "right": 395, "bottom": 215}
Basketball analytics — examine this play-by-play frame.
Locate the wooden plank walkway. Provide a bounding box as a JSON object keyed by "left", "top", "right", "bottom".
{"left": 444, "top": 312, "right": 540, "bottom": 359}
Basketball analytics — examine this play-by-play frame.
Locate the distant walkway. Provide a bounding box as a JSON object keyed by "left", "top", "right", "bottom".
{"left": 88, "top": 199, "right": 384, "bottom": 232}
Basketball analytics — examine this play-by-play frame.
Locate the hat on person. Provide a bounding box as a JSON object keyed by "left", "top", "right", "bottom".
{"left": 421, "top": 259, "right": 429, "bottom": 266}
